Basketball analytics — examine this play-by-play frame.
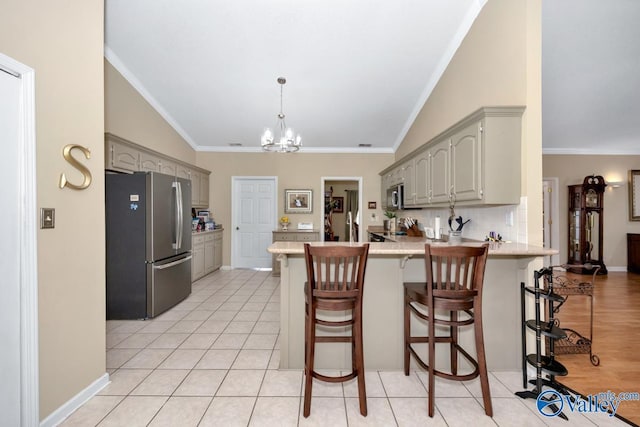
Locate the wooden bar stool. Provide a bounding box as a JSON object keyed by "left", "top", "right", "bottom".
{"left": 404, "top": 243, "right": 492, "bottom": 417}
{"left": 303, "top": 243, "right": 370, "bottom": 417}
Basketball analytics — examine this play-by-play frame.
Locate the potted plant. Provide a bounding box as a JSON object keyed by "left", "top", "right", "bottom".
{"left": 383, "top": 210, "right": 396, "bottom": 232}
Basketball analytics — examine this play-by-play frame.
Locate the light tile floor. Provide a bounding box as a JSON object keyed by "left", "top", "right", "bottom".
{"left": 60, "top": 269, "right": 631, "bottom": 426}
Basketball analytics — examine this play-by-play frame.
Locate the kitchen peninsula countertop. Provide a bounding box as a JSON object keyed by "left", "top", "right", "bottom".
{"left": 268, "top": 240, "right": 556, "bottom": 257}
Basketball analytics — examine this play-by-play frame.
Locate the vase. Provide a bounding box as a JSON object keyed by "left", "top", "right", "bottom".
{"left": 448, "top": 230, "right": 462, "bottom": 244}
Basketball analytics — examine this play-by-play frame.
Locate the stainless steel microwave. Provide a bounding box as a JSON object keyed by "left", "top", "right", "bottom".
{"left": 386, "top": 184, "right": 404, "bottom": 210}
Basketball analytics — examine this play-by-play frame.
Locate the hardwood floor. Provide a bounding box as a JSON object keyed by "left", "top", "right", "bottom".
{"left": 552, "top": 271, "right": 640, "bottom": 425}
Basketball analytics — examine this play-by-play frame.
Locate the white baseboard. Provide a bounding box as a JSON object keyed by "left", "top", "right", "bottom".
{"left": 607, "top": 266, "right": 627, "bottom": 272}
{"left": 40, "top": 373, "right": 109, "bottom": 427}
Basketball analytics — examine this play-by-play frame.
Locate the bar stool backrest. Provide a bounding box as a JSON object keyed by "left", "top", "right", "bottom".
{"left": 304, "top": 244, "right": 370, "bottom": 300}
{"left": 425, "top": 243, "right": 489, "bottom": 301}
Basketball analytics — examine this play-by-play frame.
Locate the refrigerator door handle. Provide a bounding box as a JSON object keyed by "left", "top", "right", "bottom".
{"left": 172, "top": 181, "right": 183, "bottom": 250}
{"left": 153, "top": 255, "right": 192, "bottom": 270}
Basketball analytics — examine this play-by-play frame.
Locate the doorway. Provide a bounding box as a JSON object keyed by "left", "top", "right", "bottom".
{"left": 321, "top": 177, "right": 363, "bottom": 242}
{"left": 231, "top": 176, "right": 277, "bottom": 269}
{"left": 543, "top": 177, "right": 560, "bottom": 266}
{"left": 0, "top": 53, "right": 39, "bottom": 425}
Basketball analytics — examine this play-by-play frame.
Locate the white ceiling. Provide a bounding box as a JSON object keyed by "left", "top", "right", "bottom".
{"left": 542, "top": 0, "right": 640, "bottom": 155}
{"left": 105, "top": 0, "right": 640, "bottom": 155}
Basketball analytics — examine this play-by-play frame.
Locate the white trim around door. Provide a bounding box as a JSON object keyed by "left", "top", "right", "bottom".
{"left": 0, "top": 52, "right": 39, "bottom": 426}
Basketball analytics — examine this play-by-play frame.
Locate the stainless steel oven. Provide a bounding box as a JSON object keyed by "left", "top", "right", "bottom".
{"left": 386, "top": 184, "right": 404, "bottom": 211}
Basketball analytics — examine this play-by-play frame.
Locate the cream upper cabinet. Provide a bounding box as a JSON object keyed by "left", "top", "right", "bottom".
{"left": 450, "top": 120, "right": 482, "bottom": 202}
{"left": 428, "top": 138, "right": 451, "bottom": 204}
{"left": 199, "top": 172, "right": 210, "bottom": 207}
{"left": 414, "top": 149, "right": 430, "bottom": 205}
{"left": 378, "top": 106, "right": 524, "bottom": 208}
{"left": 107, "top": 137, "right": 139, "bottom": 172}
{"left": 190, "top": 169, "right": 201, "bottom": 207}
{"left": 159, "top": 159, "right": 177, "bottom": 176}
{"left": 139, "top": 152, "right": 161, "bottom": 172}
{"left": 105, "top": 133, "right": 212, "bottom": 208}
{"left": 400, "top": 159, "right": 416, "bottom": 207}
{"left": 380, "top": 172, "right": 389, "bottom": 209}
{"left": 176, "top": 164, "right": 191, "bottom": 180}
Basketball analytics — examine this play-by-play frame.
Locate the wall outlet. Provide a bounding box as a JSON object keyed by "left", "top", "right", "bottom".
{"left": 505, "top": 211, "right": 514, "bottom": 227}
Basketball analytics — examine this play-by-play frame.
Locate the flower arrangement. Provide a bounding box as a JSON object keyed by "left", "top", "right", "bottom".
{"left": 280, "top": 216, "right": 289, "bottom": 223}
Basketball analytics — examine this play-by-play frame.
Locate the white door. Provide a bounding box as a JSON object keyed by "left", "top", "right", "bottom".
{"left": 0, "top": 54, "right": 39, "bottom": 426}
{"left": 0, "top": 65, "right": 25, "bottom": 426}
{"left": 232, "top": 177, "right": 277, "bottom": 269}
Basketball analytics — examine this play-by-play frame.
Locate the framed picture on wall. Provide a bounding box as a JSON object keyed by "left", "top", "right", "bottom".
{"left": 630, "top": 170, "right": 640, "bottom": 221}
{"left": 285, "top": 189, "right": 313, "bottom": 213}
{"left": 332, "top": 197, "right": 344, "bottom": 213}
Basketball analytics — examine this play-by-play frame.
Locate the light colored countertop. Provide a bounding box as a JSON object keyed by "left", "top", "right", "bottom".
{"left": 192, "top": 228, "right": 223, "bottom": 235}
{"left": 273, "top": 229, "right": 321, "bottom": 233}
{"left": 267, "top": 240, "right": 557, "bottom": 257}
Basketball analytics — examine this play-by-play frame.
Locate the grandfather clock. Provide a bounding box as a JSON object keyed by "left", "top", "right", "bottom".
{"left": 567, "top": 175, "right": 607, "bottom": 274}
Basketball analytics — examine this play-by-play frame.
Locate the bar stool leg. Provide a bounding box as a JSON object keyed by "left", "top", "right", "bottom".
{"left": 427, "top": 302, "right": 436, "bottom": 418}
{"left": 354, "top": 307, "right": 367, "bottom": 416}
{"left": 474, "top": 302, "right": 493, "bottom": 416}
{"left": 450, "top": 311, "right": 458, "bottom": 376}
{"left": 403, "top": 293, "right": 411, "bottom": 376}
{"left": 303, "top": 306, "right": 316, "bottom": 418}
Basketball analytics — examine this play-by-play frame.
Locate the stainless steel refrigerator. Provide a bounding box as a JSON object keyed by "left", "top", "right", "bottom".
{"left": 106, "top": 171, "right": 192, "bottom": 319}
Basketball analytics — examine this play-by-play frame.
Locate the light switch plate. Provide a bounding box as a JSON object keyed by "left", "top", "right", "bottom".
{"left": 41, "top": 208, "right": 55, "bottom": 229}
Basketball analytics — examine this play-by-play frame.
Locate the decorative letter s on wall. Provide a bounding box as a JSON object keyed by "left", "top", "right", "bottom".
{"left": 59, "top": 144, "right": 92, "bottom": 190}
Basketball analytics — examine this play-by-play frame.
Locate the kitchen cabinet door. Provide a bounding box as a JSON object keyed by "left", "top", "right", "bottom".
{"left": 414, "top": 150, "right": 430, "bottom": 205}
{"left": 429, "top": 138, "right": 450, "bottom": 204}
{"left": 401, "top": 159, "right": 416, "bottom": 207}
{"left": 192, "top": 236, "right": 205, "bottom": 281}
{"left": 204, "top": 234, "right": 215, "bottom": 274}
{"left": 199, "top": 172, "right": 210, "bottom": 207}
{"left": 108, "top": 139, "right": 140, "bottom": 172}
{"left": 140, "top": 152, "right": 161, "bottom": 172}
{"left": 176, "top": 164, "right": 191, "bottom": 180}
{"left": 380, "top": 173, "right": 389, "bottom": 209}
{"left": 451, "top": 121, "right": 482, "bottom": 202}
{"left": 159, "top": 159, "right": 177, "bottom": 176}
{"left": 213, "top": 232, "right": 223, "bottom": 271}
{"left": 191, "top": 170, "right": 201, "bottom": 207}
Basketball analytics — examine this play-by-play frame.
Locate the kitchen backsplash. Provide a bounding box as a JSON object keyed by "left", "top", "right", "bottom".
{"left": 400, "top": 197, "right": 528, "bottom": 243}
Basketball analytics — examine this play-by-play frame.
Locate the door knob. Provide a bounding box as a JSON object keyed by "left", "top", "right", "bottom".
{"left": 236, "top": 226, "right": 239, "bottom": 230}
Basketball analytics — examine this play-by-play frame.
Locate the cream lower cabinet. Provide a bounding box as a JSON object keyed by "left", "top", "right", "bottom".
{"left": 213, "top": 231, "right": 223, "bottom": 271}
{"left": 192, "top": 235, "right": 205, "bottom": 282}
{"left": 272, "top": 230, "right": 320, "bottom": 276}
{"left": 204, "top": 233, "right": 215, "bottom": 274}
{"left": 192, "top": 230, "right": 223, "bottom": 282}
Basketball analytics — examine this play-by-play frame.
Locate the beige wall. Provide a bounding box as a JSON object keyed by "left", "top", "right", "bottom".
{"left": 396, "top": 0, "right": 543, "bottom": 245}
{"left": 543, "top": 155, "right": 640, "bottom": 268}
{"left": 196, "top": 153, "right": 393, "bottom": 265}
{"left": 105, "top": 60, "right": 196, "bottom": 164}
{"left": 1, "top": 0, "right": 105, "bottom": 419}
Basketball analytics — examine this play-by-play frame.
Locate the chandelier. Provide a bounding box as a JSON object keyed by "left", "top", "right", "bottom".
{"left": 261, "top": 77, "right": 302, "bottom": 152}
